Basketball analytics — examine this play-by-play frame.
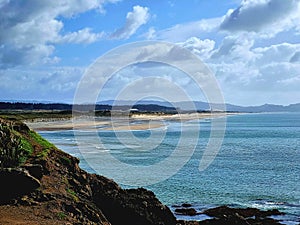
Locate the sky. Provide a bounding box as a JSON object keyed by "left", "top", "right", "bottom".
{"left": 0, "top": 0, "right": 300, "bottom": 106}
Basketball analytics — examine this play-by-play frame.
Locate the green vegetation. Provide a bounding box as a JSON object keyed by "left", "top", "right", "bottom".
{"left": 59, "top": 156, "right": 71, "bottom": 166}
{"left": 66, "top": 188, "right": 79, "bottom": 202}
{"left": 0, "top": 123, "right": 33, "bottom": 168}
{"left": 19, "top": 137, "right": 34, "bottom": 164}
{"left": 66, "top": 188, "right": 76, "bottom": 196}
{"left": 57, "top": 212, "right": 66, "bottom": 220}
{"left": 0, "top": 116, "right": 60, "bottom": 168}
{"left": 29, "top": 130, "right": 56, "bottom": 159}
{"left": 20, "top": 137, "right": 33, "bottom": 155}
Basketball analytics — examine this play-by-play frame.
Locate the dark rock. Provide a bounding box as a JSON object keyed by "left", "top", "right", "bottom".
{"left": 12, "top": 123, "right": 30, "bottom": 133}
{"left": 177, "top": 220, "right": 200, "bottom": 225}
{"left": 89, "top": 174, "right": 177, "bottom": 225}
{"left": 182, "top": 203, "right": 192, "bottom": 208}
{"left": 175, "top": 208, "right": 197, "bottom": 216}
{"left": 0, "top": 168, "right": 40, "bottom": 204}
{"left": 22, "top": 164, "right": 44, "bottom": 180}
{"left": 203, "top": 205, "right": 284, "bottom": 218}
{"left": 30, "top": 191, "right": 55, "bottom": 202}
{"left": 202, "top": 206, "right": 284, "bottom": 225}
{"left": 198, "top": 217, "right": 250, "bottom": 225}
{"left": 65, "top": 204, "right": 82, "bottom": 216}
{"left": 18, "top": 195, "right": 39, "bottom": 206}
{"left": 247, "top": 217, "right": 283, "bottom": 225}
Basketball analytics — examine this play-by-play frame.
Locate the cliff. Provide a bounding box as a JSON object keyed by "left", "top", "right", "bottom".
{"left": 0, "top": 118, "right": 176, "bottom": 224}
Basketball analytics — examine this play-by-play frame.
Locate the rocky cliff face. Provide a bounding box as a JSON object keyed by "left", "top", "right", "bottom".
{"left": 0, "top": 118, "right": 176, "bottom": 225}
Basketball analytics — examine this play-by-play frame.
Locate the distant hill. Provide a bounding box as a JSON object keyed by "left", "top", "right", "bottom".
{"left": 98, "top": 100, "right": 300, "bottom": 112}
{"left": 1, "top": 101, "right": 300, "bottom": 113}
{"left": 225, "top": 103, "right": 300, "bottom": 112}
{"left": 97, "top": 100, "right": 175, "bottom": 108}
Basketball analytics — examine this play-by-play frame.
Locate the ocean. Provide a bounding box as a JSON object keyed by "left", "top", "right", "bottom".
{"left": 38, "top": 112, "right": 300, "bottom": 224}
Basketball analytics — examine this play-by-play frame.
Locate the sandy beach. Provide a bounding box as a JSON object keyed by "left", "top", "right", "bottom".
{"left": 26, "top": 112, "right": 231, "bottom": 131}
{"left": 131, "top": 112, "right": 230, "bottom": 121}
{"left": 26, "top": 118, "right": 165, "bottom": 131}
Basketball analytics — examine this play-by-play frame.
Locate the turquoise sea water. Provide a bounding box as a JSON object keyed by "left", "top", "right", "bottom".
{"left": 38, "top": 113, "right": 300, "bottom": 224}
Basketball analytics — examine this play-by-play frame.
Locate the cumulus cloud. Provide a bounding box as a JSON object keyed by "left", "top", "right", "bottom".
{"left": 111, "top": 5, "right": 150, "bottom": 39}
{"left": 0, "top": 0, "right": 115, "bottom": 68}
{"left": 211, "top": 35, "right": 256, "bottom": 63}
{"left": 253, "top": 43, "right": 300, "bottom": 65}
{"left": 220, "top": 0, "right": 300, "bottom": 35}
{"left": 59, "top": 28, "right": 105, "bottom": 44}
{"left": 178, "top": 37, "right": 215, "bottom": 60}
{"left": 205, "top": 38, "right": 300, "bottom": 104}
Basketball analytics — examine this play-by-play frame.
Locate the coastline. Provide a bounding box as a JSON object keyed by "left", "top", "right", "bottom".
{"left": 26, "top": 118, "right": 166, "bottom": 131}
{"left": 25, "top": 112, "right": 238, "bottom": 131}
{"left": 0, "top": 117, "right": 289, "bottom": 225}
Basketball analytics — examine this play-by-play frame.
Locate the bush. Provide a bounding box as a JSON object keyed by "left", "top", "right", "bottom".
{"left": 0, "top": 123, "right": 32, "bottom": 168}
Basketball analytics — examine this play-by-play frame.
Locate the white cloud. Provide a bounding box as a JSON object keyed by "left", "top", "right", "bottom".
{"left": 0, "top": 0, "right": 116, "bottom": 68}
{"left": 178, "top": 37, "right": 215, "bottom": 60}
{"left": 153, "top": 18, "right": 223, "bottom": 42}
{"left": 220, "top": 0, "right": 300, "bottom": 36}
{"left": 253, "top": 43, "right": 300, "bottom": 65}
{"left": 59, "top": 28, "right": 105, "bottom": 44}
{"left": 278, "top": 74, "right": 300, "bottom": 86}
{"left": 205, "top": 39, "right": 300, "bottom": 104}
{"left": 110, "top": 5, "right": 150, "bottom": 39}
{"left": 144, "top": 27, "right": 156, "bottom": 39}
{"left": 211, "top": 35, "right": 256, "bottom": 63}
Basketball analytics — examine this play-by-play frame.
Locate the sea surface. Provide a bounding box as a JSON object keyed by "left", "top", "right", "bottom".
{"left": 38, "top": 113, "right": 300, "bottom": 224}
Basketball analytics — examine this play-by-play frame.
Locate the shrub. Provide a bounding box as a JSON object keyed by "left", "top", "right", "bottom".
{"left": 0, "top": 124, "right": 23, "bottom": 168}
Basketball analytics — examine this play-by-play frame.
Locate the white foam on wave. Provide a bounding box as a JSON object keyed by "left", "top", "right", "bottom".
{"left": 234, "top": 200, "right": 300, "bottom": 224}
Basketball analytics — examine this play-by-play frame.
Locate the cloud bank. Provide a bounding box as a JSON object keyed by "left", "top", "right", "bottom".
{"left": 142, "top": 0, "right": 300, "bottom": 104}
{"left": 220, "top": 0, "right": 300, "bottom": 36}
{"left": 1, "top": 0, "right": 299, "bottom": 105}
{"left": 0, "top": 1, "right": 150, "bottom": 68}
{"left": 0, "top": 0, "right": 116, "bottom": 68}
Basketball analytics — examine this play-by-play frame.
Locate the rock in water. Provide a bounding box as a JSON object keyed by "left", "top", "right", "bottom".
{"left": 175, "top": 207, "right": 197, "bottom": 216}
{"left": 201, "top": 206, "right": 284, "bottom": 225}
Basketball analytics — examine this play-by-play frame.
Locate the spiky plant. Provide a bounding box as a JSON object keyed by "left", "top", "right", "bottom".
{"left": 0, "top": 123, "right": 24, "bottom": 168}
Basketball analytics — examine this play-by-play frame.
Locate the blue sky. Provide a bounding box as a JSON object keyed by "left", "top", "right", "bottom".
{"left": 0, "top": 0, "right": 300, "bottom": 105}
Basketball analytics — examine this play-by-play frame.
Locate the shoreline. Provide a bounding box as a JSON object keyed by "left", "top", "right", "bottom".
{"left": 26, "top": 112, "right": 238, "bottom": 131}
{"left": 26, "top": 118, "right": 166, "bottom": 131}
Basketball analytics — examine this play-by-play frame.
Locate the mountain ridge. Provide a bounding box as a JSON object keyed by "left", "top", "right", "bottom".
{"left": 99, "top": 100, "right": 300, "bottom": 112}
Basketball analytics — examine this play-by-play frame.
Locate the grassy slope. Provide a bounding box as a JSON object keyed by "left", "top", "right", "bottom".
{"left": 0, "top": 117, "right": 104, "bottom": 224}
